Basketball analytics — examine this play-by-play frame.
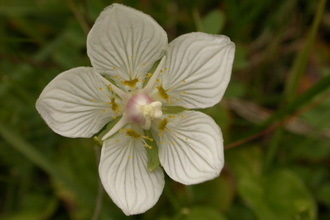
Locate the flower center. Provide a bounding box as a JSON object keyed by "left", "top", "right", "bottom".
{"left": 126, "top": 93, "right": 162, "bottom": 130}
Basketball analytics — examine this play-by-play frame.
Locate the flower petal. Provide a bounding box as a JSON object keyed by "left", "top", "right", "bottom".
{"left": 152, "top": 111, "right": 224, "bottom": 185}
{"left": 155, "top": 33, "right": 235, "bottom": 108}
{"left": 87, "top": 4, "right": 167, "bottom": 89}
{"left": 36, "top": 67, "right": 119, "bottom": 138}
{"left": 99, "top": 125, "right": 164, "bottom": 215}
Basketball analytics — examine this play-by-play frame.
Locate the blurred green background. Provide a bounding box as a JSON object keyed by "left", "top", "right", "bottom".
{"left": 1, "top": 0, "right": 330, "bottom": 219}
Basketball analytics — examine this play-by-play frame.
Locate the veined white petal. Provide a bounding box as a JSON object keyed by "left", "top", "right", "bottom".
{"left": 36, "top": 67, "right": 120, "bottom": 138}
{"left": 102, "top": 113, "right": 130, "bottom": 140}
{"left": 152, "top": 111, "right": 224, "bottom": 185}
{"left": 87, "top": 4, "right": 167, "bottom": 90}
{"left": 99, "top": 125, "right": 164, "bottom": 215}
{"left": 155, "top": 33, "right": 235, "bottom": 108}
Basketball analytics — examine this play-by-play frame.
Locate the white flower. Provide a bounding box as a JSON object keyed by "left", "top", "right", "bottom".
{"left": 36, "top": 3, "right": 235, "bottom": 216}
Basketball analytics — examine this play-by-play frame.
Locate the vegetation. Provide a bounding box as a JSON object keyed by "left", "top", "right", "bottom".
{"left": 0, "top": 0, "right": 329, "bottom": 219}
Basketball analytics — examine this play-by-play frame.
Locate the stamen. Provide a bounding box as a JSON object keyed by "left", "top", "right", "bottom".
{"left": 146, "top": 73, "right": 152, "bottom": 78}
{"left": 99, "top": 75, "right": 129, "bottom": 102}
{"left": 124, "top": 128, "right": 154, "bottom": 149}
{"left": 125, "top": 128, "right": 141, "bottom": 139}
{"left": 120, "top": 78, "right": 139, "bottom": 88}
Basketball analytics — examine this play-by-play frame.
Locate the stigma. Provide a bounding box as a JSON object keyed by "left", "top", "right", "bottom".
{"left": 126, "top": 93, "right": 162, "bottom": 130}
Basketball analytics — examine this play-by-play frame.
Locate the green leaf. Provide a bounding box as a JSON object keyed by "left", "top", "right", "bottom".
{"left": 202, "top": 9, "right": 226, "bottom": 34}
{"left": 227, "top": 146, "right": 317, "bottom": 220}
{"left": 145, "top": 130, "right": 160, "bottom": 171}
{"left": 239, "top": 169, "right": 317, "bottom": 220}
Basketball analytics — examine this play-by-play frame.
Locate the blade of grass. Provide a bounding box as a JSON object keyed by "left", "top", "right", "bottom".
{"left": 259, "top": 72, "right": 330, "bottom": 130}
{"left": 265, "top": 0, "right": 326, "bottom": 169}
{"left": 65, "top": 0, "right": 89, "bottom": 35}
{"left": 227, "top": 0, "right": 328, "bottom": 151}
{"left": 226, "top": 72, "right": 330, "bottom": 150}
{"left": 284, "top": 0, "right": 326, "bottom": 101}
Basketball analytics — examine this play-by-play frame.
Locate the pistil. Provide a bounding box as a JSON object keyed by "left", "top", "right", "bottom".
{"left": 126, "top": 93, "right": 163, "bottom": 129}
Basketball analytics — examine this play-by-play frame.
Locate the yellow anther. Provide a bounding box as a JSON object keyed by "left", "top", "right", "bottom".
{"left": 91, "top": 99, "right": 95, "bottom": 102}
{"left": 119, "top": 129, "right": 123, "bottom": 132}
{"left": 128, "top": 156, "right": 132, "bottom": 159}
{"left": 94, "top": 136, "right": 99, "bottom": 142}
{"left": 114, "top": 75, "right": 118, "bottom": 79}
{"left": 99, "top": 87, "right": 103, "bottom": 91}
{"left": 126, "top": 129, "right": 141, "bottom": 139}
{"left": 158, "top": 118, "right": 168, "bottom": 131}
{"left": 120, "top": 78, "right": 139, "bottom": 88}
{"left": 146, "top": 73, "right": 152, "bottom": 78}
{"left": 110, "top": 98, "right": 119, "bottom": 112}
{"left": 130, "top": 56, "right": 134, "bottom": 59}
{"left": 175, "top": 99, "right": 179, "bottom": 102}
{"left": 170, "top": 142, "right": 174, "bottom": 145}
{"left": 115, "top": 140, "right": 119, "bottom": 143}
{"left": 156, "top": 85, "right": 169, "bottom": 100}
{"left": 185, "top": 138, "right": 188, "bottom": 141}
{"left": 113, "top": 67, "right": 117, "bottom": 70}
{"left": 160, "top": 141, "right": 164, "bottom": 144}
{"left": 102, "top": 110, "right": 106, "bottom": 113}
{"left": 156, "top": 79, "right": 160, "bottom": 82}
{"left": 182, "top": 80, "right": 186, "bottom": 83}
{"left": 164, "top": 67, "right": 168, "bottom": 70}
{"left": 142, "top": 63, "right": 146, "bottom": 66}
{"left": 112, "top": 116, "right": 117, "bottom": 119}
{"left": 182, "top": 91, "right": 186, "bottom": 94}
